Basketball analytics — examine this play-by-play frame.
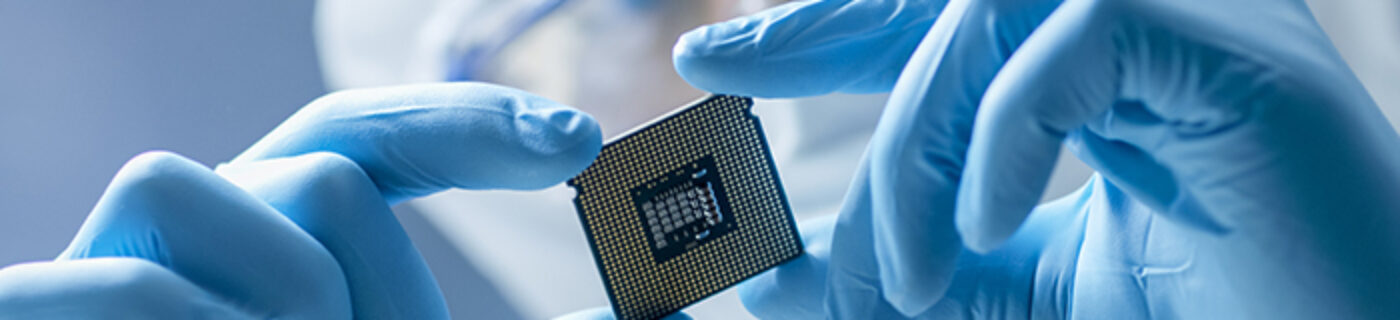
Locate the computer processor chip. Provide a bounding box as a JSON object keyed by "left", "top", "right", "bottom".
{"left": 568, "top": 95, "right": 802, "bottom": 320}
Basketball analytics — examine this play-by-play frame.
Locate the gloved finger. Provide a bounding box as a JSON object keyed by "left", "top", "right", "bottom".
{"left": 672, "top": 0, "right": 945, "bottom": 98}
{"left": 228, "top": 82, "right": 602, "bottom": 204}
{"left": 955, "top": 0, "right": 1118, "bottom": 252}
{"left": 551, "top": 306, "right": 691, "bottom": 320}
{"left": 0, "top": 258, "right": 251, "bottom": 319}
{"left": 737, "top": 214, "right": 836, "bottom": 320}
{"left": 58, "top": 151, "right": 351, "bottom": 318}
{"left": 216, "top": 152, "right": 447, "bottom": 319}
{"left": 921, "top": 181, "right": 1091, "bottom": 319}
{"left": 860, "top": 0, "right": 1060, "bottom": 314}
{"left": 740, "top": 182, "right": 1090, "bottom": 320}
{"left": 819, "top": 161, "right": 907, "bottom": 319}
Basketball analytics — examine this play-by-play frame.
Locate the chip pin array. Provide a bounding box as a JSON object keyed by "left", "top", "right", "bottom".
{"left": 569, "top": 95, "right": 802, "bottom": 320}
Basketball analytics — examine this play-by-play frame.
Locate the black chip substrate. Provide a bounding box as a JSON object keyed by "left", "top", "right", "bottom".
{"left": 633, "top": 156, "right": 736, "bottom": 263}
{"left": 568, "top": 95, "right": 802, "bottom": 320}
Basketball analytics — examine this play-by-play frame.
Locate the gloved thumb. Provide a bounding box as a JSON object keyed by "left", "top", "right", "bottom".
{"left": 227, "top": 82, "right": 603, "bottom": 204}
{"left": 673, "top": 0, "right": 945, "bottom": 98}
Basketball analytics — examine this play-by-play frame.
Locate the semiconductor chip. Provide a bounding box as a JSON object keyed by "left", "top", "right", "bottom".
{"left": 568, "top": 95, "right": 802, "bottom": 320}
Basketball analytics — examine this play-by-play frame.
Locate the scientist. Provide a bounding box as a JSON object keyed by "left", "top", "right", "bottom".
{"left": 2, "top": 0, "right": 1400, "bottom": 319}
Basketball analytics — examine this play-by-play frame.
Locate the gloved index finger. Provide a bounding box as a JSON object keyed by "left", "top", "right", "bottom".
{"left": 672, "top": 0, "right": 946, "bottom": 98}
{"left": 855, "top": 0, "right": 1064, "bottom": 314}
{"left": 227, "top": 82, "right": 603, "bottom": 204}
{"left": 957, "top": 0, "right": 1117, "bottom": 252}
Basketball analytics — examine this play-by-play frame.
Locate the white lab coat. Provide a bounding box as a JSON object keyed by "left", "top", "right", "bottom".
{"left": 315, "top": 0, "right": 1400, "bottom": 318}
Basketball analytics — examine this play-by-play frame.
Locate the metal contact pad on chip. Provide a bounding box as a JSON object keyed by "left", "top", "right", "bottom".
{"left": 567, "top": 95, "right": 803, "bottom": 320}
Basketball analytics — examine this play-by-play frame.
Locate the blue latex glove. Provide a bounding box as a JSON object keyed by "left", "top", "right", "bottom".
{"left": 0, "top": 83, "right": 617, "bottom": 319}
{"left": 676, "top": 0, "right": 1400, "bottom": 318}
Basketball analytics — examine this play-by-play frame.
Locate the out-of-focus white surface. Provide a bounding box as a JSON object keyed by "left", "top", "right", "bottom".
{"left": 1307, "top": 0, "right": 1400, "bottom": 124}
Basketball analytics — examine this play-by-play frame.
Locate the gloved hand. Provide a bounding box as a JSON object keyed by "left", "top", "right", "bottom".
{"left": 675, "top": 0, "right": 1400, "bottom": 318}
{"left": 0, "top": 83, "right": 616, "bottom": 319}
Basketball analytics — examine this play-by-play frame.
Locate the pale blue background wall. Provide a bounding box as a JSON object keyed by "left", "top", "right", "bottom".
{"left": 0, "top": 1, "right": 521, "bottom": 318}
{"left": 0, "top": 0, "right": 324, "bottom": 266}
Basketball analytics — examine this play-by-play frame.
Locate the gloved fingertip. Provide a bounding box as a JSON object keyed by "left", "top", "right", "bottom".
{"left": 886, "top": 287, "right": 944, "bottom": 317}
{"left": 955, "top": 207, "right": 1019, "bottom": 254}
{"left": 672, "top": 22, "right": 760, "bottom": 96}
{"left": 955, "top": 167, "right": 1049, "bottom": 254}
{"left": 737, "top": 215, "right": 835, "bottom": 320}
{"left": 878, "top": 251, "right": 956, "bottom": 316}
{"left": 872, "top": 209, "right": 958, "bottom": 315}
{"left": 513, "top": 104, "right": 603, "bottom": 187}
{"left": 955, "top": 95, "right": 1071, "bottom": 254}
{"left": 118, "top": 150, "right": 203, "bottom": 180}
{"left": 390, "top": 84, "right": 604, "bottom": 195}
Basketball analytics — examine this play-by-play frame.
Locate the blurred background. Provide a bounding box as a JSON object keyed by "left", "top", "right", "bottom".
{"left": 0, "top": 0, "right": 1395, "bottom": 319}
{"left": 0, "top": 1, "right": 325, "bottom": 266}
